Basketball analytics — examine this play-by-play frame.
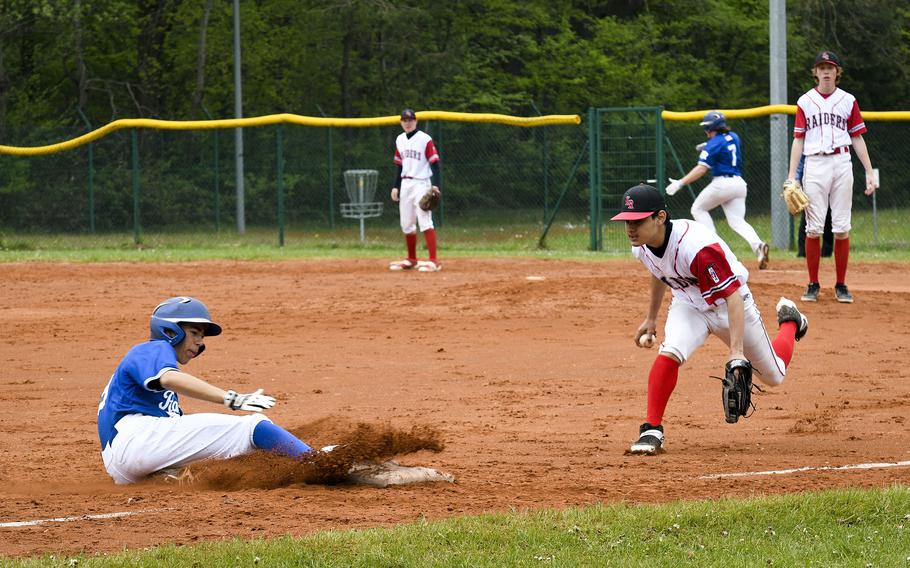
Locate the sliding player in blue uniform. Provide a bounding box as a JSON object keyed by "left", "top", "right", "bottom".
{"left": 97, "top": 296, "right": 315, "bottom": 484}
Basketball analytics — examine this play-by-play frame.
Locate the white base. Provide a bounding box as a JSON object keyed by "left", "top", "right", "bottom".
{"left": 346, "top": 460, "right": 455, "bottom": 488}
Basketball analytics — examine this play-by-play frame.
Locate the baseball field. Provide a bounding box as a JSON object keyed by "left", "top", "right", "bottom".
{"left": 1, "top": 253, "right": 909, "bottom": 563}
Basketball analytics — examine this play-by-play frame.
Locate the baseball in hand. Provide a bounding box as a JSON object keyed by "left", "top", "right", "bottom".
{"left": 638, "top": 333, "right": 656, "bottom": 348}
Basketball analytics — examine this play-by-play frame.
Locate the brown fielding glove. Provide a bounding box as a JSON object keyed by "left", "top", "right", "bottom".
{"left": 782, "top": 178, "right": 809, "bottom": 215}
{"left": 419, "top": 186, "right": 440, "bottom": 211}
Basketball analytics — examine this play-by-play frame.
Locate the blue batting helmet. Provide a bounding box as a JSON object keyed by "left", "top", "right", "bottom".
{"left": 699, "top": 110, "right": 727, "bottom": 132}
{"left": 150, "top": 296, "right": 222, "bottom": 352}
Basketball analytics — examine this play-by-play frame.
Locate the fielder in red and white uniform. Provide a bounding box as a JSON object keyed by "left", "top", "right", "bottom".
{"left": 389, "top": 108, "right": 442, "bottom": 273}
{"left": 787, "top": 51, "right": 878, "bottom": 304}
{"left": 611, "top": 184, "right": 809, "bottom": 455}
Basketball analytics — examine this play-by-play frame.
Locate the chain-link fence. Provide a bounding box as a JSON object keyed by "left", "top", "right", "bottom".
{"left": 593, "top": 107, "right": 907, "bottom": 256}
{"left": 1, "top": 110, "right": 905, "bottom": 255}
{"left": 0, "top": 120, "right": 591, "bottom": 249}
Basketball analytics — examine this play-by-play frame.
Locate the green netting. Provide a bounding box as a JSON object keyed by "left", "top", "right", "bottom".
{"left": 2, "top": 112, "right": 904, "bottom": 254}
{"left": 0, "top": 121, "right": 590, "bottom": 249}
{"left": 594, "top": 109, "right": 907, "bottom": 254}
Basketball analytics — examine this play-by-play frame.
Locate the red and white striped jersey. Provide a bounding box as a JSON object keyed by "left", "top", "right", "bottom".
{"left": 393, "top": 130, "right": 439, "bottom": 180}
{"left": 793, "top": 87, "right": 867, "bottom": 155}
{"left": 632, "top": 220, "right": 749, "bottom": 312}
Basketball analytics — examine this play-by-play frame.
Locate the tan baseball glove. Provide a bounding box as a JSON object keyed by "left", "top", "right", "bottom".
{"left": 419, "top": 186, "right": 440, "bottom": 211}
{"left": 781, "top": 179, "right": 809, "bottom": 215}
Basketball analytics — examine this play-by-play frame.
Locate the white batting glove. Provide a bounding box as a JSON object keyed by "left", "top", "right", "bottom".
{"left": 223, "top": 388, "right": 276, "bottom": 412}
{"left": 695, "top": 142, "right": 707, "bottom": 152}
{"left": 666, "top": 178, "right": 683, "bottom": 196}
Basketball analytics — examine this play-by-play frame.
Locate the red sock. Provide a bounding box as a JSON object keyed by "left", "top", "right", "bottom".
{"left": 405, "top": 233, "right": 418, "bottom": 262}
{"left": 772, "top": 322, "right": 797, "bottom": 367}
{"left": 805, "top": 236, "right": 821, "bottom": 283}
{"left": 646, "top": 355, "right": 680, "bottom": 426}
{"left": 834, "top": 237, "right": 849, "bottom": 285}
{"left": 423, "top": 229, "right": 438, "bottom": 262}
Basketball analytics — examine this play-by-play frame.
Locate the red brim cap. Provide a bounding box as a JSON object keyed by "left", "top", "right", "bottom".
{"left": 611, "top": 211, "right": 655, "bottom": 221}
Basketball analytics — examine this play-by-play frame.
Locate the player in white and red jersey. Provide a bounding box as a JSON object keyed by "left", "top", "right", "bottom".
{"left": 787, "top": 51, "right": 878, "bottom": 303}
{"left": 389, "top": 108, "right": 442, "bottom": 273}
{"left": 611, "top": 184, "right": 808, "bottom": 455}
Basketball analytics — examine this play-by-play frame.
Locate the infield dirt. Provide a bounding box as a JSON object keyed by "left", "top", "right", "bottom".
{"left": 1, "top": 257, "right": 908, "bottom": 556}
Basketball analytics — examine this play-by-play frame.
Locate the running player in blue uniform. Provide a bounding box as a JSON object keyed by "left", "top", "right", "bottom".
{"left": 97, "top": 296, "right": 315, "bottom": 484}
{"left": 666, "top": 111, "right": 770, "bottom": 270}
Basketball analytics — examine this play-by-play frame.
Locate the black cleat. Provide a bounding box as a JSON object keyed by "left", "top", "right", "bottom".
{"left": 776, "top": 297, "right": 809, "bottom": 341}
{"left": 628, "top": 422, "right": 665, "bottom": 455}
{"left": 801, "top": 282, "right": 820, "bottom": 302}
{"left": 834, "top": 283, "right": 854, "bottom": 303}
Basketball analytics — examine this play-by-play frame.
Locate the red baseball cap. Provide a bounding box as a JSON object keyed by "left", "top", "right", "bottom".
{"left": 610, "top": 184, "right": 666, "bottom": 221}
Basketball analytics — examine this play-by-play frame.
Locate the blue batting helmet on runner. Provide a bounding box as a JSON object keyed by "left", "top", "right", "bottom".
{"left": 699, "top": 110, "right": 727, "bottom": 132}
{"left": 150, "top": 296, "right": 222, "bottom": 352}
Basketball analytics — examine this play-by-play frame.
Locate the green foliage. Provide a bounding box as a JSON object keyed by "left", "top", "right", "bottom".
{"left": 2, "top": 0, "right": 908, "bottom": 132}
{"left": 791, "top": 0, "right": 910, "bottom": 108}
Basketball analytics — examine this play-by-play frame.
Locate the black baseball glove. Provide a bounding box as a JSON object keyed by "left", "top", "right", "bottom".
{"left": 722, "top": 358, "right": 754, "bottom": 423}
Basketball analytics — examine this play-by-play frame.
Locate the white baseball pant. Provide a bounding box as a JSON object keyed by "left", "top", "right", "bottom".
{"left": 690, "top": 176, "right": 764, "bottom": 255}
{"left": 658, "top": 289, "right": 787, "bottom": 387}
{"left": 802, "top": 153, "right": 853, "bottom": 234}
{"left": 398, "top": 178, "right": 435, "bottom": 234}
{"left": 101, "top": 412, "right": 269, "bottom": 484}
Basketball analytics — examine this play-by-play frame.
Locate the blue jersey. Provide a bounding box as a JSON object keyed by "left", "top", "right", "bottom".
{"left": 697, "top": 131, "right": 743, "bottom": 177}
{"left": 97, "top": 340, "right": 183, "bottom": 450}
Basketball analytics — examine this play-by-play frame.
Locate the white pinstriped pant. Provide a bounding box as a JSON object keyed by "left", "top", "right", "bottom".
{"left": 690, "top": 175, "right": 764, "bottom": 255}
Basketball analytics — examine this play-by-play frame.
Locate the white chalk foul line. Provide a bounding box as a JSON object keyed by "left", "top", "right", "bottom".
{"left": 0, "top": 509, "right": 163, "bottom": 528}
{"left": 700, "top": 459, "right": 910, "bottom": 480}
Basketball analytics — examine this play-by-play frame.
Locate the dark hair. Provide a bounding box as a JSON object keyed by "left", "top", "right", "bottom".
{"left": 652, "top": 209, "right": 671, "bottom": 222}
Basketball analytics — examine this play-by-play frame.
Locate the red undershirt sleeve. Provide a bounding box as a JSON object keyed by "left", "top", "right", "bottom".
{"left": 690, "top": 243, "right": 741, "bottom": 305}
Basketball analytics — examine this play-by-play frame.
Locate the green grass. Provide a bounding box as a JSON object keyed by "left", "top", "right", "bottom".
{"left": 0, "top": 221, "right": 599, "bottom": 263}
{"left": 6, "top": 486, "right": 910, "bottom": 567}
{"left": 1, "top": 207, "right": 907, "bottom": 263}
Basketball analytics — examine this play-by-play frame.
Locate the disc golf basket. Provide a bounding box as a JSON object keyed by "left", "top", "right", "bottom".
{"left": 341, "top": 169, "right": 383, "bottom": 241}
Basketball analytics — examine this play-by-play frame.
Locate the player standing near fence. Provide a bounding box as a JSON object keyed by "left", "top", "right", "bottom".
{"left": 97, "top": 296, "right": 318, "bottom": 484}
{"left": 666, "top": 111, "right": 770, "bottom": 270}
{"left": 786, "top": 51, "right": 878, "bottom": 303}
{"left": 389, "top": 108, "right": 442, "bottom": 272}
{"left": 611, "top": 184, "right": 808, "bottom": 455}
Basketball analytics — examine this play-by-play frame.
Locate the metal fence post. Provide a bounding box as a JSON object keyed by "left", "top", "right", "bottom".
{"left": 316, "top": 105, "right": 335, "bottom": 228}
{"left": 328, "top": 126, "right": 335, "bottom": 228}
{"left": 202, "top": 105, "right": 220, "bottom": 231}
{"left": 587, "top": 108, "right": 602, "bottom": 250}
{"left": 655, "top": 107, "right": 665, "bottom": 194}
{"left": 277, "top": 125, "right": 285, "bottom": 247}
{"left": 531, "top": 100, "right": 550, "bottom": 222}
{"left": 436, "top": 120, "right": 444, "bottom": 226}
{"left": 131, "top": 129, "right": 140, "bottom": 244}
{"left": 77, "top": 109, "right": 95, "bottom": 233}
